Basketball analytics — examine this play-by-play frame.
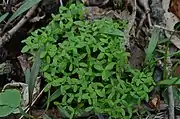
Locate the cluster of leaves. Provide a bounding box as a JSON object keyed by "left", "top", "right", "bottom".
{"left": 21, "top": 4, "right": 155, "bottom": 119}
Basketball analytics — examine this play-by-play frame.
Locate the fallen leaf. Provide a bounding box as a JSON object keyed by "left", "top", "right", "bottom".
{"left": 148, "top": 94, "right": 160, "bottom": 110}
{"left": 169, "top": 0, "right": 180, "bottom": 19}
{"left": 162, "top": 0, "right": 180, "bottom": 49}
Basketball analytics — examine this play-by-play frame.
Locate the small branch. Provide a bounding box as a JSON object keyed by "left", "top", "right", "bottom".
{"left": 168, "top": 86, "right": 174, "bottom": 119}
{"left": 166, "top": 56, "right": 174, "bottom": 119}
{"left": 124, "top": 0, "right": 136, "bottom": 47}
{"left": 154, "top": 25, "right": 180, "bottom": 33}
{"left": 0, "top": 4, "right": 39, "bottom": 47}
{"left": 59, "top": 0, "right": 63, "bottom": 6}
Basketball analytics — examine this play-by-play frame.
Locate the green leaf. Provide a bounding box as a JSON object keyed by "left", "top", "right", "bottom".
{"left": 73, "top": 85, "right": 78, "bottom": 92}
{"left": 121, "top": 94, "right": 127, "bottom": 100}
{"left": 108, "top": 92, "right": 115, "bottom": 99}
{"left": 42, "top": 65, "right": 49, "bottom": 72}
{"left": 119, "top": 108, "right": 125, "bottom": 116}
{"left": 46, "top": 56, "right": 51, "bottom": 64}
{"left": 49, "top": 88, "right": 61, "bottom": 102}
{"left": 102, "top": 70, "right": 109, "bottom": 80}
{"left": 105, "top": 62, "right": 116, "bottom": 70}
{"left": 108, "top": 99, "right": 114, "bottom": 106}
{"left": 86, "top": 45, "right": 91, "bottom": 54}
{"left": 0, "top": 89, "right": 21, "bottom": 117}
{"left": 97, "top": 53, "right": 104, "bottom": 60}
{"left": 57, "top": 106, "right": 70, "bottom": 118}
{"left": 40, "top": 51, "right": 47, "bottom": 58}
{"left": 9, "top": 0, "right": 41, "bottom": 22}
{"left": 62, "top": 95, "right": 67, "bottom": 104}
{"left": 69, "top": 64, "right": 73, "bottom": 71}
{"left": 88, "top": 98, "right": 92, "bottom": 105}
{"left": 143, "top": 84, "right": 149, "bottom": 92}
{"left": 44, "top": 72, "right": 52, "bottom": 80}
{"left": 48, "top": 51, "right": 56, "bottom": 57}
{"left": 78, "top": 53, "right": 87, "bottom": 61}
{"left": 25, "top": 68, "right": 30, "bottom": 87}
{"left": 94, "top": 82, "right": 104, "bottom": 87}
{"left": 0, "top": 89, "right": 21, "bottom": 108}
{"left": 67, "top": 106, "right": 74, "bottom": 119}
{"left": 99, "top": 38, "right": 108, "bottom": 43}
{"left": 73, "top": 21, "right": 84, "bottom": 27}
{"left": 21, "top": 45, "right": 30, "bottom": 53}
{"left": 95, "top": 89, "right": 105, "bottom": 97}
{"left": 27, "top": 49, "right": 41, "bottom": 105}
{"left": 67, "top": 95, "right": 74, "bottom": 104}
{"left": 0, "top": 106, "right": 14, "bottom": 117}
{"left": 94, "top": 64, "right": 103, "bottom": 71}
{"left": 44, "top": 83, "right": 51, "bottom": 92}
{"left": 121, "top": 100, "right": 128, "bottom": 106}
{"left": 85, "top": 107, "right": 94, "bottom": 112}
{"left": 79, "top": 62, "right": 88, "bottom": 67}
{"left": 145, "top": 28, "right": 160, "bottom": 62}
{"left": 0, "top": 13, "right": 9, "bottom": 23}
{"left": 82, "top": 93, "right": 89, "bottom": 99}
{"left": 158, "top": 77, "right": 180, "bottom": 85}
{"left": 127, "top": 107, "right": 132, "bottom": 117}
{"left": 77, "top": 95, "right": 82, "bottom": 103}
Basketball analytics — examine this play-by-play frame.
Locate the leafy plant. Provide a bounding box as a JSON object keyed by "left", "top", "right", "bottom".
{"left": 0, "top": 89, "right": 21, "bottom": 117}
{"left": 0, "top": 51, "right": 41, "bottom": 118}
{"left": 21, "top": 4, "right": 155, "bottom": 119}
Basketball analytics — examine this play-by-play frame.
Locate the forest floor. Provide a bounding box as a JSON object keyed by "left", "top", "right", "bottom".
{"left": 1, "top": 0, "right": 180, "bottom": 119}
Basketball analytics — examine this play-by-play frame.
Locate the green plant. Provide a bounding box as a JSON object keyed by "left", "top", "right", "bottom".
{"left": 21, "top": 4, "right": 155, "bottom": 119}
{"left": 0, "top": 89, "right": 21, "bottom": 117}
{"left": 25, "top": 48, "right": 41, "bottom": 108}
{"left": 0, "top": 51, "right": 41, "bottom": 118}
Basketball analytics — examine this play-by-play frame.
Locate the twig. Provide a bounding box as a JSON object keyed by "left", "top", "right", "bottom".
{"left": 124, "top": 0, "right": 136, "bottom": 46}
{"left": 59, "top": 0, "right": 63, "bottom": 6}
{"left": 147, "top": 13, "right": 152, "bottom": 28}
{"left": 167, "top": 55, "right": 174, "bottom": 119}
{"left": 0, "top": 4, "right": 39, "bottom": 47}
{"left": 154, "top": 25, "right": 180, "bottom": 33}
{"left": 136, "top": 5, "right": 146, "bottom": 38}
{"left": 168, "top": 86, "right": 174, "bottom": 119}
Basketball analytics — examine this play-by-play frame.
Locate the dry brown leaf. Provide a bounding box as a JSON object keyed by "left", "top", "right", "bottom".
{"left": 169, "top": 0, "right": 180, "bottom": 19}
{"left": 162, "top": 0, "right": 180, "bottom": 49}
{"left": 148, "top": 95, "right": 160, "bottom": 110}
{"left": 17, "top": 54, "right": 30, "bottom": 73}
